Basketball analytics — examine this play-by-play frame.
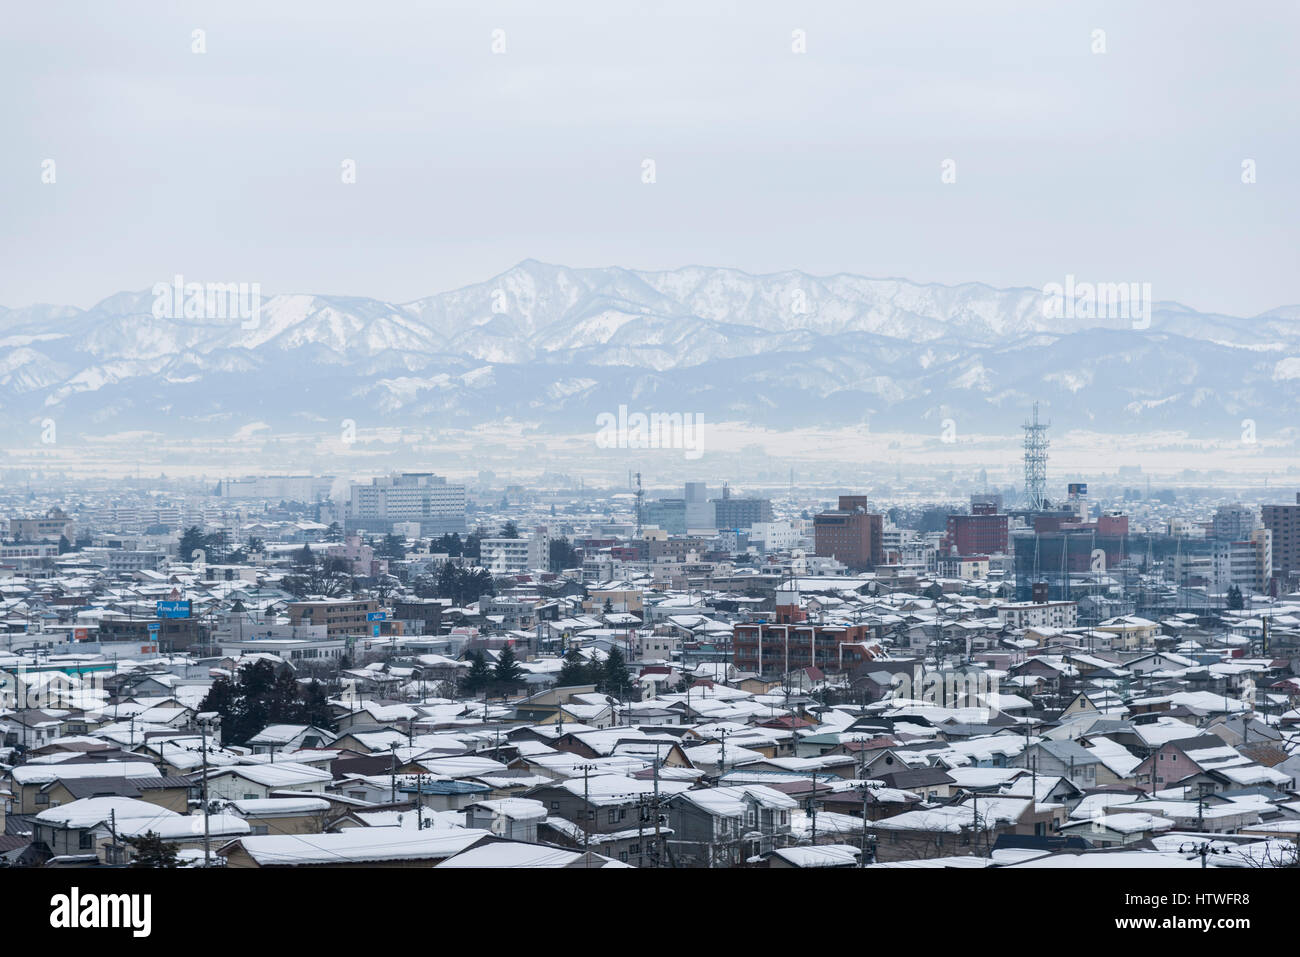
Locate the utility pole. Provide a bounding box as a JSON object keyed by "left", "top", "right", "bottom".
{"left": 859, "top": 782, "right": 871, "bottom": 867}
{"left": 390, "top": 745, "right": 398, "bottom": 804}
{"left": 652, "top": 743, "right": 663, "bottom": 868}
{"left": 415, "top": 773, "right": 424, "bottom": 831}
{"left": 809, "top": 769, "right": 818, "bottom": 846}
{"left": 577, "top": 762, "right": 598, "bottom": 863}
{"left": 198, "top": 713, "right": 219, "bottom": 868}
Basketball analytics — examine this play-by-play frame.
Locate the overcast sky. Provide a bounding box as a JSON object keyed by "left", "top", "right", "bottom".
{"left": 3, "top": 0, "right": 1297, "bottom": 315}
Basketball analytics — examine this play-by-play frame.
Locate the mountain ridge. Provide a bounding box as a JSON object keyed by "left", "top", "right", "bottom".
{"left": 2, "top": 261, "right": 1297, "bottom": 444}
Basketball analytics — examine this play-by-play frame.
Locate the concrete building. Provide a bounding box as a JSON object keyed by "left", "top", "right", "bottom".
{"left": 345, "top": 473, "right": 466, "bottom": 536}
{"left": 813, "top": 496, "right": 884, "bottom": 571}
{"left": 287, "top": 599, "right": 381, "bottom": 639}
{"left": 1212, "top": 503, "right": 1258, "bottom": 542}
{"left": 684, "top": 482, "right": 714, "bottom": 532}
{"left": 712, "top": 490, "right": 773, "bottom": 531}
{"left": 480, "top": 527, "right": 550, "bottom": 573}
{"left": 996, "top": 601, "right": 1078, "bottom": 630}
{"left": 9, "top": 508, "right": 74, "bottom": 542}
{"left": 1261, "top": 493, "right": 1300, "bottom": 589}
{"left": 944, "top": 503, "right": 1009, "bottom": 557}
{"left": 1212, "top": 528, "right": 1272, "bottom": 595}
{"left": 219, "top": 475, "right": 334, "bottom": 502}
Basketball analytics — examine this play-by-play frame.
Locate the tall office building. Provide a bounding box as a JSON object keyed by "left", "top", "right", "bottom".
{"left": 813, "top": 495, "right": 884, "bottom": 570}
{"left": 345, "top": 473, "right": 467, "bottom": 535}
{"left": 684, "top": 482, "right": 714, "bottom": 531}
{"left": 945, "top": 501, "right": 1009, "bottom": 557}
{"left": 713, "top": 487, "right": 773, "bottom": 530}
{"left": 1261, "top": 493, "right": 1300, "bottom": 589}
{"left": 1212, "top": 504, "right": 1258, "bottom": 542}
{"left": 1212, "top": 528, "right": 1272, "bottom": 595}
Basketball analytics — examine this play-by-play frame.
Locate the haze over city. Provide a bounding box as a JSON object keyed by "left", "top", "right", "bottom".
{"left": 3, "top": 0, "right": 1298, "bottom": 911}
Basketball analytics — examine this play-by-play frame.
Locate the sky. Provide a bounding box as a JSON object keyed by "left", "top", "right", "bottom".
{"left": 2, "top": 0, "right": 1298, "bottom": 316}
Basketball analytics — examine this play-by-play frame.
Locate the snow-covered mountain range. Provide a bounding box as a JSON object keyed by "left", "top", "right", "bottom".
{"left": 3, "top": 260, "right": 1298, "bottom": 442}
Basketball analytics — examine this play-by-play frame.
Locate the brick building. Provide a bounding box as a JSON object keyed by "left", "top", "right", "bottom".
{"left": 944, "top": 503, "right": 1009, "bottom": 556}
{"left": 813, "top": 496, "right": 883, "bottom": 570}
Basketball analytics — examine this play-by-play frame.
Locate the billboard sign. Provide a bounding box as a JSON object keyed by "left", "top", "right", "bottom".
{"left": 156, "top": 600, "right": 192, "bottom": 619}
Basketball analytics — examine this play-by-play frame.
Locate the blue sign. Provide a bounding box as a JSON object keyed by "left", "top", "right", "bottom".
{"left": 156, "top": 600, "right": 191, "bottom": 619}
{"left": 372, "top": 624, "right": 381, "bottom": 637}
{"left": 366, "top": 612, "right": 387, "bottom": 621}
{"left": 147, "top": 623, "right": 160, "bottom": 632}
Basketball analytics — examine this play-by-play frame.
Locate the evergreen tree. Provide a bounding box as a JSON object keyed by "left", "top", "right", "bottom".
{"left": 1227, "top": 585, "right": 1244, "bottom": 610}
{"left": 463, "top": 532, "right": 482, "bottom": 560}
{"left": 433, "top": 533, "right": 463, "bottom": 557}
{"left": 467, "top": 568, "right": 495, "bottom": 604}
{"left": 461, "top": 651, "right": 493, "bottom": 695}
{"left": 126, "top": 831, "right": 180, "bottom": 868}
{"left": 378, "top": 533, "right": 406, "bottom": 560}
{"left": 601, "top": 646, "right": 633, "bottom": 697}
{"left": 197, "top": 659, "right": 333, "bottom": 747}
{"left": 492, "top": 645, "right": 526, "bottom": 691}
{"left": 299, "top": 679, "right": 332, "bottom": 727}
{"left": 548, "top": 536, "right": 580, "bottom": 573}
{"left": 501, "top": 520, "right": 520, "bottom": 539}
{"left": 179, "top": 526, "right": 206, "bottom": 561}
{"left": 557, "top": 646, "right": 591, "bottom": 687}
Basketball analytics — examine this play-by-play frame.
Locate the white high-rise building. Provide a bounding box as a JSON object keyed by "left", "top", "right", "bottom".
{"left": 1212, "top": 528, "right": 1272, "bottom": 595}
{"left": 346, "top": 473, "right": 466, "bottom": 535}
{"left": 480, "top": 526, "right": 550, "bottom": 573}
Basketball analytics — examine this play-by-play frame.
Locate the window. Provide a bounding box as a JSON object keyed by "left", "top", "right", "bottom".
{"left": 251, "top": 825, "right": 269, "bottom": 835}
{"left": 35, "top": 793, "right": 49, "bottom": 805}
{"left": 79, "top": 831, "right": 94, "bottom": 850}
{"left": 243, "top": 793, "right": 258, "bottom": 800}
{"left": 550, "top": 801, "right": 559, "bottom": 810}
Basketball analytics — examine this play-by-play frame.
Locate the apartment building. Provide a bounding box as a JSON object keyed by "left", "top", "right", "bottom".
{"left": 732, "top": 621, "right": 874, "bottom": 677}
{"left": 1212, "top": 528, "right": 1272, "bottom": 595}
{"left": 287, "top": 599, "right": 381, "bottom": 638}
{"left": 813, "top": 496, "right": 884, "bottom": 571}
{"left": 996, "top": 600, "right": 1079, "bottom": 630}
{"left": 480, "top": 527, "right": 550, "bottom": 573}
{"left": 8, "top": 508, "right": 74, "bottom": 542}
{"left": 345, "top": 473, "right": 466, "bottom": 535}
{"left": 1261, "top": 493, "right": 1300, "bottom": 588}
